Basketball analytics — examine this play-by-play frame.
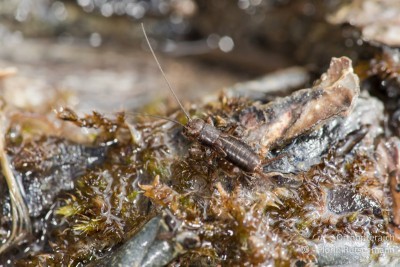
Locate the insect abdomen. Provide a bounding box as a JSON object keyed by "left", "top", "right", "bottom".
{"left": 198, "top": 124, "right": 261, "bottom": 172}
{"left": 219, "top": 136, "right": 261, "bottom": 172}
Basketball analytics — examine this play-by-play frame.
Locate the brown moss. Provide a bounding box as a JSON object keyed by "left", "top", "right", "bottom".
{"left": 12, "top": 85, "right": 394, "bottom": 266}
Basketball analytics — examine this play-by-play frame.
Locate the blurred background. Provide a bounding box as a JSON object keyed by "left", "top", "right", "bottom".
{"left": 0, "top": 0, "right": 371, "bottom": 113}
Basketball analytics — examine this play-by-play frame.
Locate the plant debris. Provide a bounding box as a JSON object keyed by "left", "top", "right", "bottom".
{"left": 0, "top": 53, "right": 397, "bottom": 266}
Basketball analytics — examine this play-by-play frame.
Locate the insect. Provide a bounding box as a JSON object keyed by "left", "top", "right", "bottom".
{"left": 141, "top": 24, "right": 265, "bottom": 174}
{"left": 140, "top": 25, "right": 360, "bottom": 178}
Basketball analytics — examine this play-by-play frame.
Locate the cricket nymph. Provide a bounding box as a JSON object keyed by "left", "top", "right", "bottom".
{"left": 142, "top": 24, "right": 262, "bottom": 174}
{"left": 183, "top": 118, "right": 262, "bottom": 173}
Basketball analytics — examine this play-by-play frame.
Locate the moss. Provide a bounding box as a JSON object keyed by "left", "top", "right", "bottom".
{"left": 13, "top": 84, "right": 393, "bottom": 266}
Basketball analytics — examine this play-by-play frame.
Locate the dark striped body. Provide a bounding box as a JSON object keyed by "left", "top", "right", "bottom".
{"left": 184, "top": 119, "right": 261, "bottom": 173}
{"left": 142, "top": 25, "right": 262, "bottom": 175}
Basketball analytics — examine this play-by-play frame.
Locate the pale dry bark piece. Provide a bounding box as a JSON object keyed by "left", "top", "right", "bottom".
{"left": 240, "top": 57, "right": 360, "bottom": 153}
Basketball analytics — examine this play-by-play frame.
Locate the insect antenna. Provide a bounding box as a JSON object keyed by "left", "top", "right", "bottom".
{"left": 141, "top": 23, "right": 191, "bottom": 120}
{"left": 124, "top": 111, "right": 185, "bottom": 127}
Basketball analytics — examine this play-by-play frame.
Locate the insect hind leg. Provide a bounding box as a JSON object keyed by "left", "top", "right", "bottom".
{"left": 261, "top": 152, "right": 288, "bottom": 166}
{"left": 242, "top": 172, "right": 257, "bottom": 184}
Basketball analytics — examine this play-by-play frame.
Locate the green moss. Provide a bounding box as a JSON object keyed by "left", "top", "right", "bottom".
{"left": 73, "top": 218, "right": 102, "bottom": 234}
{"left": 56, "top": 204, "right": 82, "bottom": 218}
{"left": 127, "top": 190, "right": 140, "bottom": 201}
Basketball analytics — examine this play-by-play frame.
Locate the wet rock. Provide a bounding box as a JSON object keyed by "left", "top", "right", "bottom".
{"left": 94, "top": 212, "right": 200, "bottom": 267}
{"left": 328, "top": 186, "right": 380, "bottom": 214}
{"left": 10, "top": 137, "right": 107, "bottom": 217}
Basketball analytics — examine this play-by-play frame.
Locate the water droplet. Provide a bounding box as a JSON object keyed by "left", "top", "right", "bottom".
{"left": 126, "top": 3, "right": 146, "bottom": 19}
{"left": 90, "top": 32, "right": 102, "bottom": 47}
{"left": 218, "top": 36, "right": 234, "bottom": 53}
{"left": 51, "top": 1, "right": 68, "bottom": 21}
{"left": 207, "top": 34, "right": 220, "bottom": 49}
{"left": 77, "top": 0, "right": 91, "bottom": 7}
{"left": 101, "top": 3, "right": 113, "bottom": 17}
{"left": 238, "top": 0, "right": 250, "bottom": 10}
